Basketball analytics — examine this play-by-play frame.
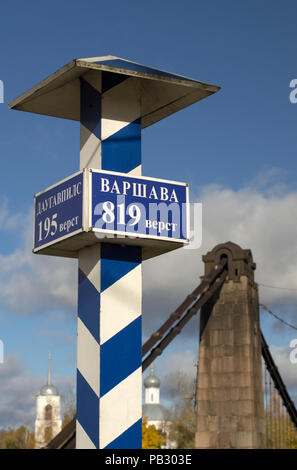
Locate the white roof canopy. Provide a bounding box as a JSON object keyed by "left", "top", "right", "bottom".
{"left": 8, "top": 55, "right": 220, "bottom": 128}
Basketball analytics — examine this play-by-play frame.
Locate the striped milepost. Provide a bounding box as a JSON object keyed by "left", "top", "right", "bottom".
{"left": 9, "top": 56, "right": 220, "bottom": 449}
{"left": 77, "top": 70, "right": 142, "bottom": 448}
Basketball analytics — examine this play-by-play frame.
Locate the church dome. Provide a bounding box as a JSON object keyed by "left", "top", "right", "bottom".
{"left": 143, "top": 403, "right": 171, "bottom": 422}
{"left": 39, "top": 384, "right": 59, "bottom": 396}
{"left": 144, "top": 365, "right": 160, "bottom": 388}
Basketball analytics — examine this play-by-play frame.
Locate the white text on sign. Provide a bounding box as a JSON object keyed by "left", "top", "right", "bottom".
{"left": 100, "top": 177, "right": 179, "bottom": 202}
{"left": 93, "top": 195, "right": 186, "bottom": 239}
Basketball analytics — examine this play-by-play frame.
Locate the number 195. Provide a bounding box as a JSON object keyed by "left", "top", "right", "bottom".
{"left": 37, "top": 213, "right": 58, "bottom": 242}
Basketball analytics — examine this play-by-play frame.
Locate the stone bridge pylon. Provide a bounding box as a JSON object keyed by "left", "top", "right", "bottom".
{"left": 195, "top": 241, "right": 265, "bottom": 449}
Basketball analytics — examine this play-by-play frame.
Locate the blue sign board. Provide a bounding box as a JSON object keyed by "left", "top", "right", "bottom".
{"left": 34, "top": 172, "right": 83, "bottom": 251}
{"left": 33, "top": 169, "right": 189, "bottom": 256}
{"left": 91, "top": 170, "right": 189, "bottom": 242}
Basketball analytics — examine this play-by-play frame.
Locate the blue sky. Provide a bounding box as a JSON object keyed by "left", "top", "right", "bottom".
{"left": 1, "top": 0, "right": 297, "bottom": 427}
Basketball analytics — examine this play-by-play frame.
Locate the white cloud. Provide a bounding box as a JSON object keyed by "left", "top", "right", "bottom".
{"left": 0, "top": 198, "right": 23, "bottom": 231}
{"left": 200, "top": 184, "right": 297, "bottom": 304}
{"left": 142, "top": 179, "right": 297, "bottom": 337}
{"left": 0, "top": 207, "right": 77, "bottom": 315}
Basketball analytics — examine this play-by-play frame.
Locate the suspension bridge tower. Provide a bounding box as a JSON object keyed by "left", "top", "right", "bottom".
{"left": 195, "top": 241, "right": 265, "bottom": 449}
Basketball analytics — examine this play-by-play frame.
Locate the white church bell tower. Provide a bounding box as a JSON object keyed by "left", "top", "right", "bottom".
{"left": 34, "top": 354, "right": 62, "bottom": 449}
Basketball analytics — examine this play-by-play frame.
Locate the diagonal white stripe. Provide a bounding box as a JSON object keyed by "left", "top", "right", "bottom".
{"left": 101, "top": 77, "right": 141, "bottom": 140}
{"left": 80, "top": 124, "right": 101, "bottom": 170}
{"left": 79, "top": 245, "right": 101, "bottom": 292}
{"left": 100, "top": 264, "right": 142, "bottom": 345}
{"left": 77, "top": 318, "right": 100, "bottom": 396}
{"left": 128, "top": 164, "right": 142, "bottom": 176}
{"left": 99, "top": 367, "right": 142, "bottom": 448}
{"left": 76, "top": 420, "right": 97, "bottom": 449}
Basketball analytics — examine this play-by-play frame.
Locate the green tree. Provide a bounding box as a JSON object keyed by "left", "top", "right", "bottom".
{"left": 142, "top": 417, "right": 166, "bottom": 449}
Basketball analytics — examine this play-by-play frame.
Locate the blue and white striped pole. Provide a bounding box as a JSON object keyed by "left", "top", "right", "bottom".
{"left": 76, "top": 70, "right": 142, "bottom": 449}
{"left": 9, "top": 54, "right": 220, "bottom": 449}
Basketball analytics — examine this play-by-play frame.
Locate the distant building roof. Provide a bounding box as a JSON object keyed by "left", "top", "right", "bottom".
{"left": 39, "top": 384, "right": 59, "bottom": 396}
{"left": 143, "top": 403, "right": 171, "bottom": 422}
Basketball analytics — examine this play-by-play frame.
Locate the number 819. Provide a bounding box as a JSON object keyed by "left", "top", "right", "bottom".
{"left": 101, "top": 201, "right": 141, "bottom": 226}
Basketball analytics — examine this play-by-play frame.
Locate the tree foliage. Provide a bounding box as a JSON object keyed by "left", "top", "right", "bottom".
{"left": 0, "top": 426, "right": 35, "bottom": 449}
{"left": 265, "top": 389, "right": 297, "bottom": 449}
{"left": 165, "top": 369, "right": 197, "bottom": 449}
{"left": 168, "top": 400, "right": 196, "bottom": 449}
{"left": 142, "top": 417, "right": 166, "bottom": 449}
